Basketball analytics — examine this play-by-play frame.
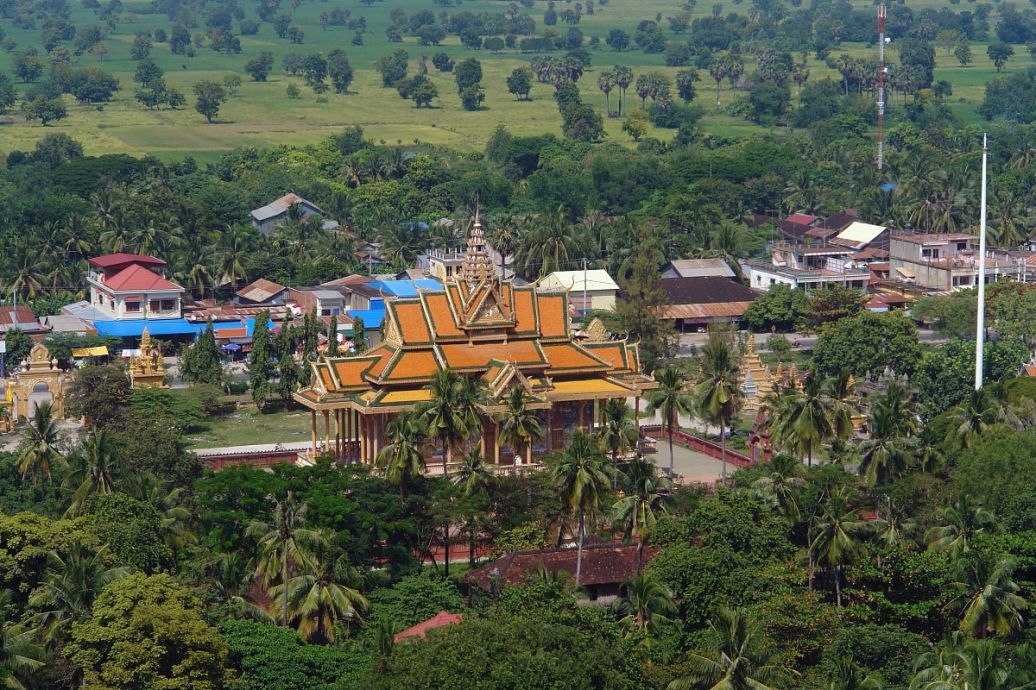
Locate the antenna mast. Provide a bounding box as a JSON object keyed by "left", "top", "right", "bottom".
{"left": 877, "top": 1, "right": 887, "bottom": 171}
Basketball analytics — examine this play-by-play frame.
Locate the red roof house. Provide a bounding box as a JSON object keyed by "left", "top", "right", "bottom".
{"left": 393, "top": 611, "right": 463, "bottom": 644}
{"left": 86, "top": 254, "right": 185, "bottom": 322}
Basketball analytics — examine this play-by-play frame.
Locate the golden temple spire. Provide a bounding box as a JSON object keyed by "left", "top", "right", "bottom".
{"left": 461, "top": 212, "right": 493, "bottom": 286}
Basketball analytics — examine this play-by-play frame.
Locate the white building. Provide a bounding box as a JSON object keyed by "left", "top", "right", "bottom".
{"left": 745, "top": 244, "right": 870, "bottom": 291}
{"left": 539, "top": 269, "right": 620, "bottom": 313}
{"left": 86, "top": 254, "right": 185, "bottom": 321}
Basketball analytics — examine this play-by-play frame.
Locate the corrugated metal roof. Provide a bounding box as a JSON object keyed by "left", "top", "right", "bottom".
{"left": 661, "top": 302, "right": 754, "bottom": 320}
{"left": 665, "top": 259, "right": 735, "bottom": 278}
{"left": 236, "top": 278, "right": 286, "bottom": 303}
{"left": 250, "top": 193, "right": 324, "bottom": 222}
{"left": 834, "top": 221, "right": 887, "bottom": 246}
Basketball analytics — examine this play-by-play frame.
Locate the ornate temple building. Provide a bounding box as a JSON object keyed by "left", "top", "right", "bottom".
{"left": 294, "top": 219, "right": 657, "bottom": 467}
{"left": 128, "top": 328, "right": 168, "bottom": 389}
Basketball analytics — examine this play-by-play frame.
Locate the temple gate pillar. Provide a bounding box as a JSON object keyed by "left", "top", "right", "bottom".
{"left": 323, "top": 410, "right": 330, "bottom": 455}
{"left": 310, "top": 411, "right": 317, "bottom": 456}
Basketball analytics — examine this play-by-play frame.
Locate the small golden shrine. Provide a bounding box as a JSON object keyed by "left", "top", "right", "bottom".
{"left": 129, "top": 328, "right": 167, "bottom": 389}
{"left": 740, "top": 335, "right": 776, "bottom": 411}
{"left": 5, "top": 343, "right": 69, "bottom": 420}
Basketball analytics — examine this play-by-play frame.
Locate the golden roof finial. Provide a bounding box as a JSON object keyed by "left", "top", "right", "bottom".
{"left": 461, "top": 211, "right": 493, "bottom": 286}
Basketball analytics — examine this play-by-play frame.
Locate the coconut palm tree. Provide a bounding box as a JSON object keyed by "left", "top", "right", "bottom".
{"left": 205, "top": 552, "right": 274, "bottom": 623}
{"left": 613, "top": 571, "right": 677, "bottom": 635}
{"left": 247, "top": 493, "right": 325, "bottom": 627}
{"left": 598, "top": 398, "right": 638, "bottom": 467}
{"left": 270, "top": 533, "right": 368, "bottom": 643}
{"left": 645, "top": 367, "right": 695, "bottom": 476}
{"left": 377, "top": 410, "right": 429, "bottom": 495}
{"left": 487, "top": 213, "right": 523, "bottom": 276}
{"left": 16, "top": 401, "right": 64, "bottom": 490}
{"left": 611, "top": 455, "right": 671, "bottom": 571}
{"left": 62, "top": 428, "right": 121, "bottom": 517}
{"left": 496, "top": 387, "right": 544, "bottom": 466}
{"left": 945, "top": 388, "right": 1009, "bottom": 451}
{"left": 771, "top": 373, "right": 835, "bottom": 467}
{"left": 668, "top": 607, "right": 796, "bottom": 690}
{"left": 215, "top": 224, "right": 249, "bottom": 292}
{"left": 0, "top": 618, "right": 44, "bottom": 690}
{"left": 856, "top": 402, "right": 919, "bottom": 486}
{"left": 954, "top": 553, "right": 1027, "bottom": 639}
{"left": 549, "top": 430, "right": 611, "bottom": 586}
{"left": 515, "top": 206, "right": 583, "bottom": 279}
{"left": 28, "top": 542, "right": 129, "bottom": 648}
{"left": 751, "top": 454, "right": 805, "bottom": 522}
{"left": 421, "top": 370, "right": 470, "bottom": 474}
{"left": 817, "top": 656, "right": 883, "bottom": 690}
{"left": 811, "top": 487, "right": 866, "bottom": 607}
{"left": 695, "top": 335, "right": 742, "bottom": 483}
{"left": 453, "top": 446, "right": 495, "bottom": 568}
{"left": 926, "top": 497, "right": 996, "bottom": 557}
{"left": 911, "top": 636, "right": 1034, "bottom": 690}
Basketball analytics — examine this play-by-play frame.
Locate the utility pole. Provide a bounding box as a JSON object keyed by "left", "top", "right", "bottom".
{"left": 975, "top": 134, "right": 988, "bottom": 391}
{"left": 877, "top": 1, "right": 887, "bottom": 171}
{"left": 582, "top": 258, "right": 588, "bottom": 317}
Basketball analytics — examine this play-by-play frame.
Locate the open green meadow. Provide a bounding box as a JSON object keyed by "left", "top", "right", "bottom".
{"left": 0, "top": 0, "right": 1023, "bottom": 159}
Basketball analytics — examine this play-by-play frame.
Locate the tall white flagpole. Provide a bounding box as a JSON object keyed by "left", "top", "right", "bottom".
{"left": 975, "top": 134, "right": 988, "bottom": 391}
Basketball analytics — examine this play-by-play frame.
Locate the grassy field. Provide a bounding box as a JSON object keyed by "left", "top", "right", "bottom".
{"left": 184, "top": 406, "right": 312, "bottom": 448}
{"left": 0, "top": 0, "right": 1022, "bottom": 159}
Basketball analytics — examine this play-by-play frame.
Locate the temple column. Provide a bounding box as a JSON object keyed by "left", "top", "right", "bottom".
{"left": 546, "top": 407, "right": 554, "bottom": 452}
{"left": 346, "top": 408, "right": 353, "bottom": 463}
{"left": 494, "top": 422, "right": 501, "bottom": 465}
{"left": 577, "top": 400, "right": 585, "bottom": 434}
{"left": 634, "top": 396, "right": 641, "bottom": 449}
{"left": 334, "top": 410, "right": 341, "bottom": 461}
{"left": 323, "top": 410, "right": 330, "bottom": 455}
{"left": 359, "top": 414, "right": 367, "bottom": 464}
{"left": 372, "top": 415, "right": 381, "bottom": 463}
{"left": 480, "top": 416, "right": 487, "bottom": 460}
{"left": 310, "top": 411, "right": 317, "bottom": 456}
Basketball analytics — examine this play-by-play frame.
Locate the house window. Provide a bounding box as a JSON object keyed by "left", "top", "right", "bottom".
{"left": 149, "top": 300, "right": 160, "bottom": 313}
{"left": 957, "top": 242, "right": 968, "bottom": 251}
{"left": 126, "top": 301, "right": 141, "bottom": 312}
{"left": 161, "top": 299, "right": 175, "bottom": 311}
{"left": 922, "top": 248, "right": 941, "bottom": 260}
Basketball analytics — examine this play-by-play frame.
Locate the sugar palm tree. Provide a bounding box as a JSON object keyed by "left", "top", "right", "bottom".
{"left": 811, "top": 487, "right": 866, "bottom": 607}
{"left": 954, "top": 552, "right": 1027, "bottom": 639}
{"left": 926, "top": 497, "right": 996, "bottom": 557}
{"left": 549, "top": 430, "right": 611, "bottom": 586}
{"left": 645, "top": 367, "right": 694, "bottom": 476}
{"left": 62, "top": 428, "right": 120, "bottom": 517}
{"left": 378, "top": 410, "right": 429, "bottom": 494}
{"left": 496, "top": 387, "right": 544, "bottom": 466}
{"left": 695, "top": 335, "right": 742, "bottom": 483}
{"left": 598, "top": 398, "right": 638, "bottom": 467}
{"left": 270, "top": 533, "right": 368, "bottom": 643}
{"left": 610, "top": 455, "right": 671, "bottom": 571}
{"left": 28, "top": 542, "right": 129, "bottom": 648}
{"left": 421, "top": 370, "right": 470, "bottom": 474}
{"left": 668, "top": 607, "right": 796, "bottom": 690}
{"left": 247, "top": 493, "right": 325, "bottom": 627}
{"left": 613, "top": 571, "right": 676, "bottom": 635}
{"left": 751, "top": 454, "right": 805, "bottom": 522}
{"left": 16, "top": 401, "right": 64, "bottom": 490}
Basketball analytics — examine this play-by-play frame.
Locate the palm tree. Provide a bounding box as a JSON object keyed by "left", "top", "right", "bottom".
{"left": 911, "top": 636, "right": 1034, "bottom": 690}
{"left": 613, "top": 571, "right": 676, "bottom": 635}
{"left": 954, "top": 553, "right": 1027, "bottom": 639}
{"left": 645, "top": 367, "right": 694, "bottom": 476}
{"left": 487, "top": 214, "right": 523, "bottom": 276}
{"left": 598, "top": 398, "right": 637, "bottom": 467}
{"left": 945, "top": 388, "right": 1009, "bottom": 451}
{"left": 856, "top": 402, "right": 918, "bottom": 486}
{"left": 817, "top": 656, "right": 883, "bottom": 690}
{"left": 811, "top": 488, "right": 866, "bottom": 607}
{"left": 16, "top": 401, "right": 64, "bottom": 490}
{"left": 496, "top": 387, "right": 544, "bottom": 466}
{"left": 515, "top": 206, "right": 583, "bottom": 279}
{"left": 62, "top": 429, "right": 120, "bottom": 517}
{"left": 610, "top": 455, "right": 671, "bottom": 571}
{"left": 453, "top": 446, "right": 495, "bottom": 568}
{"left": 270, "top": 533, "right": 368, "bottom": 643}
{"left": 421, "top": 370, "right": 471, "bottom": 474}
{"left": 215, "top": 224, "right": 249, "bottom": 292}
{"left": 0, "top": 619, "right": 44, "bottom": 690}
{"left": 28, "top": 542, "right": 129, "bottom": 647}
{"left": 246, "top": 493, "right": 325, "bottom": 627}
{"left": 668, "top": 607, "right": 796, "bottom": 690}
{"left": 751, "top": 454, "right": 805, "bottom": 522}
{"left": 771, "top": 373, "right": 835, "bottom": 467}
{"left": 377, "top": 410, "right": 429, "bottom": 494}
{"left": 926, "top": 497, "right": 996, "bottom": 557}
{"left": 824, "top": 370, "right": 858, "bottom": 443}
{"left": 549, "top": 430, "right": 611, "bottom": 586}
{"left": 695, "top": 335, "right": 742, "bottom": 483}
{"left": 205, "top": 552, "right": 274, "bottom": 623}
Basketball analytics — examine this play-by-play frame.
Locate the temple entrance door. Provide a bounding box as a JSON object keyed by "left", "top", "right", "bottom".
{"left": 28, "top": 383, "right": 53, "bottom": 420}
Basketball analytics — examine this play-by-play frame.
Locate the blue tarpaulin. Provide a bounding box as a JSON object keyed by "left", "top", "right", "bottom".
{"left": 364, "top": 279, "right": 443, "bottom": 298}
{"left": 346, "top": 309, "right": 385, "bottom": 329}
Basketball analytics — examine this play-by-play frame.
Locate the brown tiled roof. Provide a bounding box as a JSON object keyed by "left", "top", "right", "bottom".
{"left": 394, "top": 611, "right": 462, "bottom": 643}
{"left": 467, "top": 543, "right": 659, "bottom": 589}
{"left": 653, "top": 277, "right": 758, "bottom": 306}
{"left": 820, "top": 211, "right": 857, "bottom": 230}
{"left": 236, "top": 278, "right": 286, "bottom": 303}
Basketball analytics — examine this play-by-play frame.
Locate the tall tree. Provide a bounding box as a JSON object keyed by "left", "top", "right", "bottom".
{"left": 598, "top": 398, "right": 637, "bottom": 467}
{"left": 645, "top": 367, "right": 694, "bottom": 475}
{"left": 496, "top": 386, "right": 543, "bottom": 466}
{"left": 16, "top": 401, "right": 64, "bottom": 490}
{"left": 955, "top": 553, "right": 1027, "bottom": 639}
{"left": 613, "top": 571, "right": 676, "bottom": 635}
{"left": 549, "top": 430, "right": 611, "bottom": 585}
{"left": 695, "top": 333, "right": 742, "bottom": 483}
{"left": 610, "top": 455, "right": 671, "bottom": 571}
{"left": 63, "top": 429, "right": 120, "bottom": 517}
{"left": 378, "top": 410, "right": 429, "bottom": 495}
{"left": 615, "top": 229, "right": 675, "bottom": 372}
{"left": 421, "top": 370, "right": 470, "bottom": 473}
{"left": 811, "top": 488, "right": 865, "bottom": 608}
{"left": 249, "top": 309, "right": 275, "bottom": 409}
{"left": 247, "top": 493, "right": 324, "bottom": 627}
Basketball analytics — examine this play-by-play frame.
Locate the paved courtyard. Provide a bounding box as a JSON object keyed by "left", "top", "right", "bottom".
{"left": 646, "top": 442, "right": 728, "bottom": 485}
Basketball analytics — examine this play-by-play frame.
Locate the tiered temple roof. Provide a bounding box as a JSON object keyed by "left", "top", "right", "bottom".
{"left": 295, "top": 224, "right": 654, "bottom": 415}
